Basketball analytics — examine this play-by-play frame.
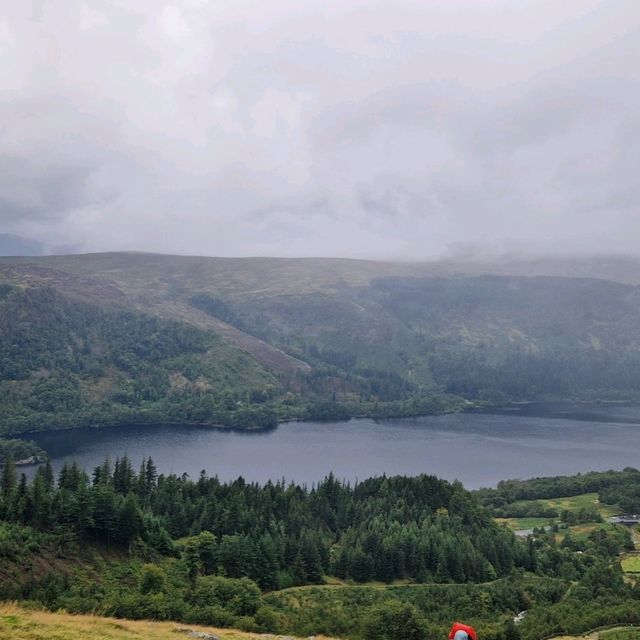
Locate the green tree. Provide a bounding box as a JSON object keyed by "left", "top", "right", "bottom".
{"left": 1, "top": 455, "right": 16, "bottom": 497}
{"left": 184, "top": 538, "right": 202, "bottom": 588}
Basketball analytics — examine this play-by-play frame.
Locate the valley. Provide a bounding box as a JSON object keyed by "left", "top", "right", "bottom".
{"left": 3, "top": 254, "right": 640, "bottom": 640}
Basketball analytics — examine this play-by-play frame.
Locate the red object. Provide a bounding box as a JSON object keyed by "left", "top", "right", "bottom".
{"left": 449, "top": 622, "right": 478, "bottom": 640}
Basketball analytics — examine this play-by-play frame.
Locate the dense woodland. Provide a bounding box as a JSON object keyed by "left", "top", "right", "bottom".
{"left": 1, "top": 458, "right": 522, "bottom": 588}
{"left": 1, "top": 462, "right": 639, "bottom": 639}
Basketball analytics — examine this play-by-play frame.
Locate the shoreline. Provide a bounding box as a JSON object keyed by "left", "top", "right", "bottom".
{"left": 12, "top": 397, "right": 640, "bottom": 442}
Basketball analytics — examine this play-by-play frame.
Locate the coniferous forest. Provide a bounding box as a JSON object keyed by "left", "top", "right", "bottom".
{"left": 1, "top": 457, "right": 640, "bottom": 640}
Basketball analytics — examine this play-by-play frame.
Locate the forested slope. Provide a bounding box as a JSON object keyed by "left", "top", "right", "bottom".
{"left": 0, "top": 279, "right": 279, "bottom": 435}
{"left": 1, "top": 462, "right": 639, "bottom": 640}
{"left": 4, "top": 253, "right": 640, "bottom": 434}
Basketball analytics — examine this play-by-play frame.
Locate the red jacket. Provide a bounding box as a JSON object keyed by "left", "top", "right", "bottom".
{"left": 449, "top": 623, "right": 478, "bottom": 640}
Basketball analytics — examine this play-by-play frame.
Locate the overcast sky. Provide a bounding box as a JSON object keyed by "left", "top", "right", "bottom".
{"left": 1, "top": 0, "right": 639, "bottom": 259}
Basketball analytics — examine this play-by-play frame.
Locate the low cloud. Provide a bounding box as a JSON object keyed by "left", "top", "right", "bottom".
{"left": 0, "top": 0, "right": 639, "bottom": 258}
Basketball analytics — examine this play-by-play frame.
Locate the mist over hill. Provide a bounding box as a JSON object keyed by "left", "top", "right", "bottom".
{"left": 0, "top": 234, "right": 47, "bottom": 257}
{"left": 2, "top": 252, "right": 640, "bottom": 435}
{"left": 0, "top": 234, "right": 83, "bottom": 258}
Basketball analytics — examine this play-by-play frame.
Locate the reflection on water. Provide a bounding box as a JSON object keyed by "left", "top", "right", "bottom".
{"left": 27, "top": 403, "right": 640, "bottom": 489}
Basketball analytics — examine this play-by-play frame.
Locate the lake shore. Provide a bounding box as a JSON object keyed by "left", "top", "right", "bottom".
{"left": 20, "top": 403, "right": 640, "bottom": 490}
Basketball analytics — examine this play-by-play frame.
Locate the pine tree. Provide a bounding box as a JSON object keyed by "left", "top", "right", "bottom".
{"left": 1, "top": 455, "right": 16, "bottom": 497}
{"left": 184, "top": 538, "right": 202, "bottom": 588}
{"left": 118, "top": 492, "right": 142, "bottom": 547}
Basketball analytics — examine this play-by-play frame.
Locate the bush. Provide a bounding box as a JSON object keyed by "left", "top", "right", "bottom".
{"left": 139, "top": 563, "right": 167, "bottom": 594}
{"left": 192, "top": 576, "right": 261, "bottom": 616}
{"left": 363, "top": 601, "right": 427, "bottom": 640}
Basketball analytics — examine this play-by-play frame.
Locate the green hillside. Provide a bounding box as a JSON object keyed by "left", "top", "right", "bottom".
{"left": 4, "top": 253, "right": 640, "bottom": 434}
{"left": 0, "top": 278, "right": 279, "bottom": 435}
{"left": 1, "top": 463, "right": 639, "bottom": 640}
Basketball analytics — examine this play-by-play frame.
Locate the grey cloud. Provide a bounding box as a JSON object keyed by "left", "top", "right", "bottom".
{"left": 0, "top": 0, "right": 639, "bottom": 258}
{"left": 0, "top": 157, "right": 96, "bottom": 221}
{"left": 358, "top": 176, "right": 444, "bottom": 220}
{"left": 246, "top": 197, "right": 330, "bottom": 223}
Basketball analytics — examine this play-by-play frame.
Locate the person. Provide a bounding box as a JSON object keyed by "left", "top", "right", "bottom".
{"left": 449, "top": 622, "right": 478, "bottom": 640}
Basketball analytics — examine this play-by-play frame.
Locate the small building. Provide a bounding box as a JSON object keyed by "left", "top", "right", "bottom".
{"left": 609, "top": 515, "right": 640, "bottom": 526}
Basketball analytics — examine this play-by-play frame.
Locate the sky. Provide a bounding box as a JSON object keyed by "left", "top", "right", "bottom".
{"left": 0, "top": 0, "right": 639, "bottom": 260}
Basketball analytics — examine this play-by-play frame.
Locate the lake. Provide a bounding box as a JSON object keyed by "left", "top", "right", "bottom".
{"left": 27, "top": 403, "right": 640, "bottom": 489}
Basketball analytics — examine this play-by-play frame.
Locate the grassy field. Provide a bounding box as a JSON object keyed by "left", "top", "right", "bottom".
{"left": 601, "top": 628, "right": 640, "bottom": 640}
{"left": 552, "top": 628, "right": 640, "bottom": 640}
{"left": 323, "top": 576, "right": 414, "bottom": 588}
{"left": 566, "top": 522, "right": 617, "bottom": 541}
{"left": 542, "top": 493, "right": 618, "bottom": 517}
{"left": 495, "top": 516, "right": 552, "bottom": 530}
{"left": 621, "top": 554, "right": 640, "bottom": 573}
{"left": 497, "top": 493, "right": 618, "bottom": 533}
{"left": 0, "top": 602, "right": 337, "bottom": 640}
{"left": 496, "top": 492, "right": 640, "bottom": 574}
{"left": 550, "top": 627, "right": 640, "bottom": 640}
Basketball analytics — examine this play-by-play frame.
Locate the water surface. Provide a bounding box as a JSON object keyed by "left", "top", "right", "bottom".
{"left": 28, "top": 403, "right": 640, "bottom": 489}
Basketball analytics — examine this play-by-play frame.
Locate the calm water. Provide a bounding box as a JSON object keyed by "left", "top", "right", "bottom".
{"left": 27, "top": 403, "right": 640, "bottom": 489}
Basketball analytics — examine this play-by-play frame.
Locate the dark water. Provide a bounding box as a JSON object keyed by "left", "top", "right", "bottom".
{"left": 27, "top": 403, "right": 640, "bottom": 489}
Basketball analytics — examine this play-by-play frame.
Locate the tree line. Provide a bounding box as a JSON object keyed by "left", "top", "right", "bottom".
{"left": 1, "top": 457, "right": 529, "bottom": 588}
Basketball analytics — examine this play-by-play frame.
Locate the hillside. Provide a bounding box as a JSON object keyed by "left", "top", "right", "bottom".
{"left": 4, "top": 253, "right": 640, "bottom": 433}
{"left": 0, "top": 603, "right": 331, "bottom": 640}
{"left": 0, "top": 463, "right": 639, "bottom": 640}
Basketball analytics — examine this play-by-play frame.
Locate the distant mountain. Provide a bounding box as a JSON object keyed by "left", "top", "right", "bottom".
{"left": 0, "top": 233, "right": 47, "bottom": 256}
{"left": 3, "top": 251, "right": 640, "bottom": 435}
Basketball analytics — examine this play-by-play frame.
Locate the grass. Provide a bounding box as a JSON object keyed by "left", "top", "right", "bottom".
{"left": 495, "top": 517, "right": 552, "bottom": 530}
{"left": 0, "top": 602, "right": 338, "bottom": 640}
{"left": 621, "top": 554, "right": 640, "bottom": 573}
{"left": 602, "top": 629, "right": 640, "bottom": 640}
{"left": 542, "top": 493, "right": 618, "bottom": 517}
{"left": 550, "top": 627, "right": 640, "bottom": 640}
{"left": 565, "top": 522, "right": 615, "bottom": 541}
{"left": 496, "top": 492, "right": 627, "bottom": 549}
{"left": 506, "top": 493, "right": 617, "bottom": 517}
{"left": 498, "top": 493, "right": 619, "bottom": 533}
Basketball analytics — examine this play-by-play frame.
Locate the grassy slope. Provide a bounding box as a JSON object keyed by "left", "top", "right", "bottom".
{"left": 496, "top": 492, "right": 623, "bottom": 545}
{"left": 0, "top": 255, "right": 429, "bottom": 383}
{"left": 551, "top": 627, "right": 640, "bottom": 640}
{"left": 498, "top": 493, "right": 619, "bottom": 527}
{"left": 9, "top": 252, "right": 640, "bottom": 289}
{"left": 0, "top": 602, "right": 335, "bottom": 640}
{"left": 621, "top": 555, "right": 640, "bottom": 573}
{"left": 10, "top": 252, "right": 640, "bottom": 361}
